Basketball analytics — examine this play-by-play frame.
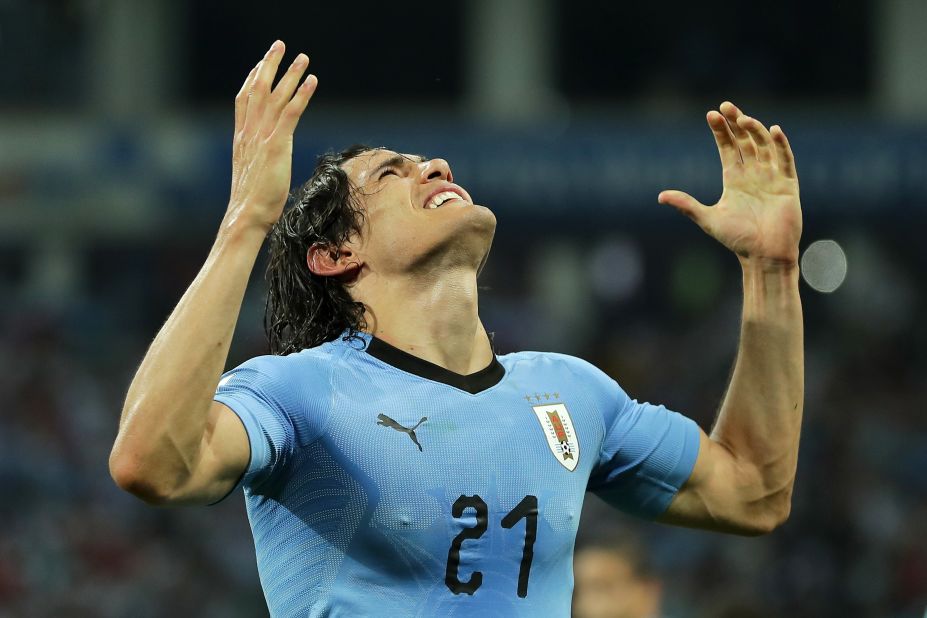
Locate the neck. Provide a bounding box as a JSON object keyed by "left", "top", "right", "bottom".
{"left": 356, "top": 266, "right": 492, "bottom": 375}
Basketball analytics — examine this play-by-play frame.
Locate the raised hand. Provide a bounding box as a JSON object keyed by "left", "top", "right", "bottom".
{"left": 659, "top": 102, "right": 801, "bottom": 266}
{"left": 226, "top": 40, "right": 318, "bottom": 233}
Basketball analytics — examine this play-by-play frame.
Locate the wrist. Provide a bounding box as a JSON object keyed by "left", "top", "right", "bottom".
{"left": 218, "top": 205, "right": 274, "bottom": 246}
{"left": 739, "top": 256, "right": 802, "bottom": 323}
{"left": 215, "top": 219, "right": 271, "bottom": 259}
{"left": 738, "top": 255, "right": 799, "bottom": 276}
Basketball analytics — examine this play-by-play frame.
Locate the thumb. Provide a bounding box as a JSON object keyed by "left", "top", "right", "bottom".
{"left": 658, "top": 190, "right": 706, "bottom": 223}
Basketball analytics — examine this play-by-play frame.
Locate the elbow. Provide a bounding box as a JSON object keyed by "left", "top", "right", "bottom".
{"left": 742, "top": 493, "right": 793, "bottom": 536}
{"left": 740, "top": 509, "right": 789, "bottom": 536}
{"left": 769, "top": 498, "right": 793, "bottom": 532}
{"left": 109, "top": 450, "right": 178, "bottom": 506}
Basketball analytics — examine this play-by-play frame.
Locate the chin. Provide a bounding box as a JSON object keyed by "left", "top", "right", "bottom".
{"left": 460, "top": 202, "right": 496, "bottom": 247}
{"left": 476, "top": 236, "right": 493, "bottom": 277}
{"left": 470, "top": 202, "right": 497, "bottom": 231}
{"left": 463, "top": 206, "right": 496, "bottom": 274}
{"left": 415, "top": 205, "right": 496, "bottom": 273}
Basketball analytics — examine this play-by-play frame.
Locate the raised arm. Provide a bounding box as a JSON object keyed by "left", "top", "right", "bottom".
{"left": 109, "top": 41, "right": 317, "bottom": 506}
{"left": 656, "top": 102, "right": 804, "bottom": 535}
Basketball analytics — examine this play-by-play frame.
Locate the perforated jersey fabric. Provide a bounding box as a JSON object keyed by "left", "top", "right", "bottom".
{"left": 213, "top": 333, "right": 700, "bottom": 617}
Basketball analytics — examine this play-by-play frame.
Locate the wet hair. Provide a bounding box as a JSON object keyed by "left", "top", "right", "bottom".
{"left": 264, "top": 144, "right": 374, "bottom": 355}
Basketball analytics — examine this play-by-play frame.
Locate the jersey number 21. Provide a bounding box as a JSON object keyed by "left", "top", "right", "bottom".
{"left": 444, "top": 494, "right": 538, "bottom": 598}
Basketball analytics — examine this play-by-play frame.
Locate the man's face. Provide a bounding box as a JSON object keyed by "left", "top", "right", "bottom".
{"left": 341, "top": 149, "right": 496, "bottom": 276}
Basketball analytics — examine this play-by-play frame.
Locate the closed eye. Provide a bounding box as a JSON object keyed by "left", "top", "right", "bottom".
{"left": 379, "top": 168, "right": 398, "bottom": 180}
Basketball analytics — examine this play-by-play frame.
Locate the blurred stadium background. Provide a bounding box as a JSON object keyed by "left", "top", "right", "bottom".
{"left": 1, "top": 1, "right": 926, "bottom": 616}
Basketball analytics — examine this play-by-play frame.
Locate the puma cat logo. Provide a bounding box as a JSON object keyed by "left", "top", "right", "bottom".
{"left": 376, "top": 413, "right": 427, "bottom": 452}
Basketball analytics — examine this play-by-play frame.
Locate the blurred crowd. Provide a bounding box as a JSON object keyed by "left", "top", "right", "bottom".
{"left": 3, "top": 1, "right": 927, "bottom": 616}
{"left": 0, "top": 218, "right": 924, "bottom": 617}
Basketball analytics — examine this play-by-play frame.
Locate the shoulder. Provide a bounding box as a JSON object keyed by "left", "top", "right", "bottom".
{"left": 499, "top": 350, "right": 620, "bottom": 392}
{"left": 499, "top": 352, "right": 627, "bottom": 406}
{"left": 224, "top": 338, "right": 350, "bottom": 389}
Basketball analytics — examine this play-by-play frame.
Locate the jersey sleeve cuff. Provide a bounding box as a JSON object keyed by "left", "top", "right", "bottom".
{"left": 210, "top": 393, "right": 269, "bottom": 502}
{"left": 592, "top": 415, "right": 701, "bottom": 520}
{"left": 649, "top": 416, "right": 701, "bottom": 515}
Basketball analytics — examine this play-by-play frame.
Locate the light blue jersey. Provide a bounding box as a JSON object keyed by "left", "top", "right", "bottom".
{"left": 214, "top": 333, "right": 700, "bottom": 617}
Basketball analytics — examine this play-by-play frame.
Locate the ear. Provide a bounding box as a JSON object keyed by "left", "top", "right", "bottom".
{"left": 307, "top": 244, "right": 362, "bottom": 279}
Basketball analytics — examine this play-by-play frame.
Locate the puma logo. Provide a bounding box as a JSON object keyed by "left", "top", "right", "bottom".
{"left": 376, "top": 413, "right": 427, "bottom": 452}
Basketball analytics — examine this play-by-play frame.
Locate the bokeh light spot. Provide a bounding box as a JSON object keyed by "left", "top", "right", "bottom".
{"left": 801, "top": 239, "right": 848, "bottom": 293}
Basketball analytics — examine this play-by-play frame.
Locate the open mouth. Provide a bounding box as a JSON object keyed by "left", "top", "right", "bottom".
{"left": 424, "top": 189, "right": 467, "bottom": 209}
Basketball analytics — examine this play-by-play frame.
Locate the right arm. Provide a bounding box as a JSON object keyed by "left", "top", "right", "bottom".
{"left": 109, "top": 40, "right": 318, "bottom": 506}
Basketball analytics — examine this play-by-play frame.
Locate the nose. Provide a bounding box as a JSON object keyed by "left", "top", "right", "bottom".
{"left": 419, "top": 158, "right": 453, "bottom": 183}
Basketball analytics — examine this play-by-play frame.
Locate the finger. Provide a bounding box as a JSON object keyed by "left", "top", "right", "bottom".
{"left": 719, "top": 101, "right": 755, "bottom": 161}
{"left": 737, "top": 115, "right": 773, "bottom": 164}
{"left": 706, "top": 111, "right": 740, "bottom": 169}
{"left": 234, "top": 63, "right": 259, "bottom": 133}
{"left": 267, "top": 53, "right": 310, "bottom": 120}
{"left": 245, "top": 40, "right": 285, "bottom": 129}
{"left": 272, "top": 74, "right": 319, "bottom": 138}
{"left": 658, "top": 190, "right": 708, "bottom": 224}
{"left": 771, "top": 125, "right": 797, "bottom": 178}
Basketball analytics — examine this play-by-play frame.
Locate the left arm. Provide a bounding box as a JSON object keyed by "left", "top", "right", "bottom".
{"left": 656, "top": 102, "right": 804, "bottom": 535}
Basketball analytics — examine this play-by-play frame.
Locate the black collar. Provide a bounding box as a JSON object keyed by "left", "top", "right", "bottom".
{"left": 365, "top": 336, "right": 505, "bottom": 394}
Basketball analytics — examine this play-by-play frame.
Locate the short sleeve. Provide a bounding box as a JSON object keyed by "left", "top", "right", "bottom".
{"left": 213, "top": 358, "right": 296, "bottom": 493}
{"left": 587, "top": 378, "right": 701, "bottom": 520}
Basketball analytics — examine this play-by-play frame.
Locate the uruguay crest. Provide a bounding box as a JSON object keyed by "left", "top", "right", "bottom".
{"left": 532, "top": 403, "right": 580, "bottom": 471}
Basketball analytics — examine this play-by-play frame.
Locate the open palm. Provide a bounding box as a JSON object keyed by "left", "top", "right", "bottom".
{"left": 227, "top": 40, "right": 318, "bottom": 233}
{"left": 659, "top": 102, "right": 802, "bottom": 265}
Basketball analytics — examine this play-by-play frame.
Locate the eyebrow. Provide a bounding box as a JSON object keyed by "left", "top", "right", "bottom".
{"left": 369, "top": 153, "right": 426, "bottom": 180}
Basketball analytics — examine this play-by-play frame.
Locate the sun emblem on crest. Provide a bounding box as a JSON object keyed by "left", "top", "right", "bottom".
{"left": 531, "top": 402, "right": 580, "bottom": 471}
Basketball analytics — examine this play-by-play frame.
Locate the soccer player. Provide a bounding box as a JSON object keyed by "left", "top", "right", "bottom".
{"left": 109, "top": 40, "right": 804, "bottom": 617}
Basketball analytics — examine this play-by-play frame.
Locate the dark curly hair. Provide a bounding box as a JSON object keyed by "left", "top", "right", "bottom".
{"left": 264, "top": 144, "right": 375, "bottom": 355}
